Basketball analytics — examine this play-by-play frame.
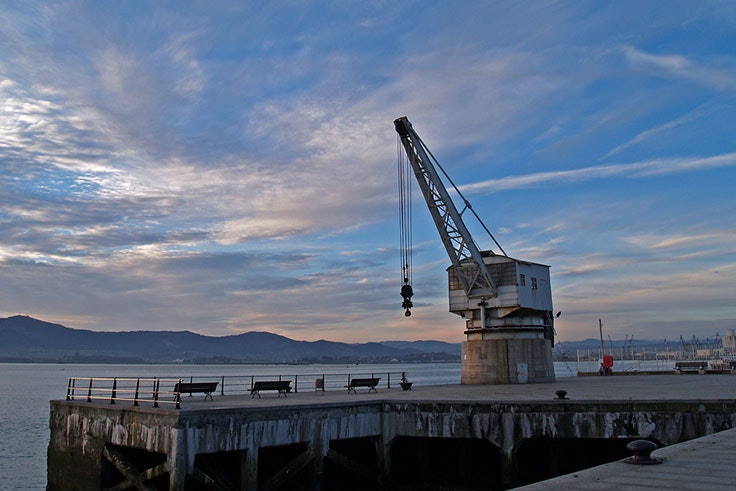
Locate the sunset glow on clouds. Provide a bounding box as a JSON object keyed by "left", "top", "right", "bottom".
{"left": 1, "top": 1, "right": 735, "bottom": 343}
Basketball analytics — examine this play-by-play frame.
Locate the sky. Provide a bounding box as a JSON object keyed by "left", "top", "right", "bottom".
{"left": 1, "top": 1, "right": 735, "bottom": 344}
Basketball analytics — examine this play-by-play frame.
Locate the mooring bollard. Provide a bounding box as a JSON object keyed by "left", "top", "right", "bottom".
{"left": 624, "top": 440, "right": 662, "bottom": 465}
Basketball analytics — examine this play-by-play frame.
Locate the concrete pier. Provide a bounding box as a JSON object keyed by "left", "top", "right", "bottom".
{"left": 48, "top": 374, "right": 736, "bottom": 490}
{"left": 515, "top": 427, "right": 736, "bottom": 490}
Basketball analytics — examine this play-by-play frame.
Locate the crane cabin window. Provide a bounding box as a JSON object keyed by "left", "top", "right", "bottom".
{"left": 531, "top": 277, "right": 537, "bottom": 290}
{"left": 519, "top": 274, "right": 526, "bottom": 286}
{"left": 488, "top": 262, "right": 516, "bottom": 286}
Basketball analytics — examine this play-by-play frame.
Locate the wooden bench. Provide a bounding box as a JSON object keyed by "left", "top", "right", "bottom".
{"left": 173, "top": 381, "right": 218, "bottom": 402}
{"left": 345, "top": 377, "right": 380, "bottom": 393}
{"left": 249, "top": 380, "right": 291, "bottom": 398}
{"left": 675, "top": 361, "right": 705, "bottom": 374}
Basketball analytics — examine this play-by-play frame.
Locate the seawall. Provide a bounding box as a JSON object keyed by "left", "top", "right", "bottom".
{"left": 48, "top": 374, "right": 736, "bottom": 490}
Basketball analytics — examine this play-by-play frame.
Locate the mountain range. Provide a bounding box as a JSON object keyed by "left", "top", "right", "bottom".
{"left": 0, "top": 315, "right": 461, "bottom": 364}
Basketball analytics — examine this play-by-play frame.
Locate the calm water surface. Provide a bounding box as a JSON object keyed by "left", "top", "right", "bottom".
{"left": 0, "top": 361, "right": 585, "bottom": 490}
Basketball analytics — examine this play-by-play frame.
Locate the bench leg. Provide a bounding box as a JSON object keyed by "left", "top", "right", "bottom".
{"left": 251, "top": 391, "right": 261, "bottom": 399}
{"left": 204, "top": 393, "right": 213, "bottom": 401}
{"left": 369, "top": 387, "right": 377, "bottom": 393}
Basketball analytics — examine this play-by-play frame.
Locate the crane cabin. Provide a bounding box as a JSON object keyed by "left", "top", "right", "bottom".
{"left": 448, "top": 253, "right": 553, "bottom": 333}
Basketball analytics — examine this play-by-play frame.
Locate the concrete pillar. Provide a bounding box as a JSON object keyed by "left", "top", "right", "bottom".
{"left": 499, "top": 413, "right": 518, "bottom": 489}
{"left": 461, "top": 328, "right": 555, "bottom": 384}
{"left": 243, "top": 448, "right": 258, "bottom": 491}
{"left": 167, "top": 427, "right": 189, "bottom": 491}
{"left": 377, "top": 433, "right": 393, "bottom": 486}
{"left": 311, "top": 424, "right": 329, "bottom": 491}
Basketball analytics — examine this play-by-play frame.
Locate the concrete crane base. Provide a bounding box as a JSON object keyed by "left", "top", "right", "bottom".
{"left": 461, "top": 328, "right": 555, "bottom": 384}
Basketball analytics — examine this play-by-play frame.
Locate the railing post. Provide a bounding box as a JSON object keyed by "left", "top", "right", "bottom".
{"left": 294, "top": 375, "right": 298, "bottom": 393}
{"left": 110, "top": 378, "right": 117, "bottom": 405}
{"left": 153, "top": 378, "right": 159, "bottom": 408}
{"left": 66, "top": 378, "right": 73, "bottom": 400}
{"left": 175, "top": 378, "right": 182, "bottom": 409}
{"left": 221, "top": 375, "right": 225, "bottom": 396}
{"left": 133, "top": 378, "right": 140, "bottom": 406}
{"left": 87, "top": 378, "right": 93, "bottom": 403}
{"left": 387, "top": 372, "right": 391, "bottom": 389}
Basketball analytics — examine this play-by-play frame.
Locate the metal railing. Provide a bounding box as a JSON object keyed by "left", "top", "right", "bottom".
{"left": 66, "top": 377, "right": 182, "bottom": 408}
{"left": 574, "top": 349, "right": 736, "bottom": 374}
{"left": 66, "top": 371, "right": 408, "bottom": 409}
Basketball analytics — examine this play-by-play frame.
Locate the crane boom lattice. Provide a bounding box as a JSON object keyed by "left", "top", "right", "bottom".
{"left": 394, "top": 116, "right": 498, "bottom": 299}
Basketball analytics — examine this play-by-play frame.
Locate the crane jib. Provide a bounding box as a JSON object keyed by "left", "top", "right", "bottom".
{"left": 394, "top": 117, "right": 411, "bottom": 137}
{"left": 394, "top": 116, "right": 499, "bottom": 305}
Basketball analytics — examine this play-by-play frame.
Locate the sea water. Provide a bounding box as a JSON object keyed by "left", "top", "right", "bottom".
{"left": 0, "top": 362, "right": 581, "bottom": 490}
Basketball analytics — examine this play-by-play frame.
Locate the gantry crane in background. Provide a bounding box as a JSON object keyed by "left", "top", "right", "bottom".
{"left": 394, "top": 116, "right": 556, "bottom": 384}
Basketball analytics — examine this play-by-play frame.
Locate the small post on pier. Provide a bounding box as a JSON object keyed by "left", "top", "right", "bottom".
{"left": 153, "top": 378, "right": 159, "bottom": 408}
{"left": 110, "top": 378, "right": 117, "bottom": 405}
{"left": 133, "top": 378, "right": 140, "bottom": 406}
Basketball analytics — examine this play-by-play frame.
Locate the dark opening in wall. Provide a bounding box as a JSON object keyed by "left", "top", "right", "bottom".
{"left": 101, "top": 443, "right": 169, "bottom": 490}
{"left": 258, "top": 442, "right": 311, "bottom": 490}
{"left": 324, "top": 436, "right": 379, "bottom": 491}
{"left": 390, "top": 436, "right": 502, "bottom": 490}
{"left": 186, "top": 449, "right": 247, "bottom": 490}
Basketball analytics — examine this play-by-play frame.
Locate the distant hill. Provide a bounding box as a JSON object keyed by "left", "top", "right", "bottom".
{"left": 381, "top": 340, "right": 461, "bottom": 355}
{"left": 0, "top": 315, "right": 461, "bottom": 364}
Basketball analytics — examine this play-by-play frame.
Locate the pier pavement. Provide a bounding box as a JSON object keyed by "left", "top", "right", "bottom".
{"left": 166, "top": 373, "right": 736, "bottom": 411}
{"left": 514, "top": 426, "right": 736, "bottom": 490}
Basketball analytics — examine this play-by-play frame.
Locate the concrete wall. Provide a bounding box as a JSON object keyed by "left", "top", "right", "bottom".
{"left": 47, "top": 402, "right": 179, "bottom": 490}
{"left": 461, "top": 335, "right": 555, "bottom": 384}
{"left": 48, "top": 398, "right": 736, "bottom": 490}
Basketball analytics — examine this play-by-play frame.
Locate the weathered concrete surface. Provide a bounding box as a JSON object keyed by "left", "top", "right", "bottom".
{"left": 48, "top": 400, "right": 385, "bottom": 490}
{"left": 513, "top": 426, "right": 736, "bottom": 490}
{"left": 48, "top": 403, "right": 180, "bottom": 490}
{"left": 383, "top": 398, "right": 736, "bottom": 446}
{"left": 461, "top": 334, "right": 555, "bottom": 384}
{"left": 48, "top": 374, "right": 736, "bottom": 490}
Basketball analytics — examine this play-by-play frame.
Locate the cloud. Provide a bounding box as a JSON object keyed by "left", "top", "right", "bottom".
{"left": 2, "top": 2, "right": 736, "bottom": 345}
{"left": 600, "top": 104, "right": 718, "bottom": 160}
{"left": 624, "top": 230, "right": 736, "bottom": 253}
{"left": 461, "top": 153, "right": 736, "bottom": 194}
{"left": 623, "top": 45, "right": 736, "bottom": 92}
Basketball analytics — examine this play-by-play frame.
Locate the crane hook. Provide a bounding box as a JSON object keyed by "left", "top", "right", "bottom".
{"left": 401, "top": 282, "right": 414, "bottom": 316}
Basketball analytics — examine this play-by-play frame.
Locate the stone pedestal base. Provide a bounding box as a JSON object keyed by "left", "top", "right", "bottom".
{"left": 461, "top": 328, "right": 555, "bottom": 384}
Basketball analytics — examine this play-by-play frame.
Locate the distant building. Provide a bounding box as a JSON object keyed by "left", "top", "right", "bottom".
{"left": 723, "top": 329, "right": 736, "bottom": 350}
